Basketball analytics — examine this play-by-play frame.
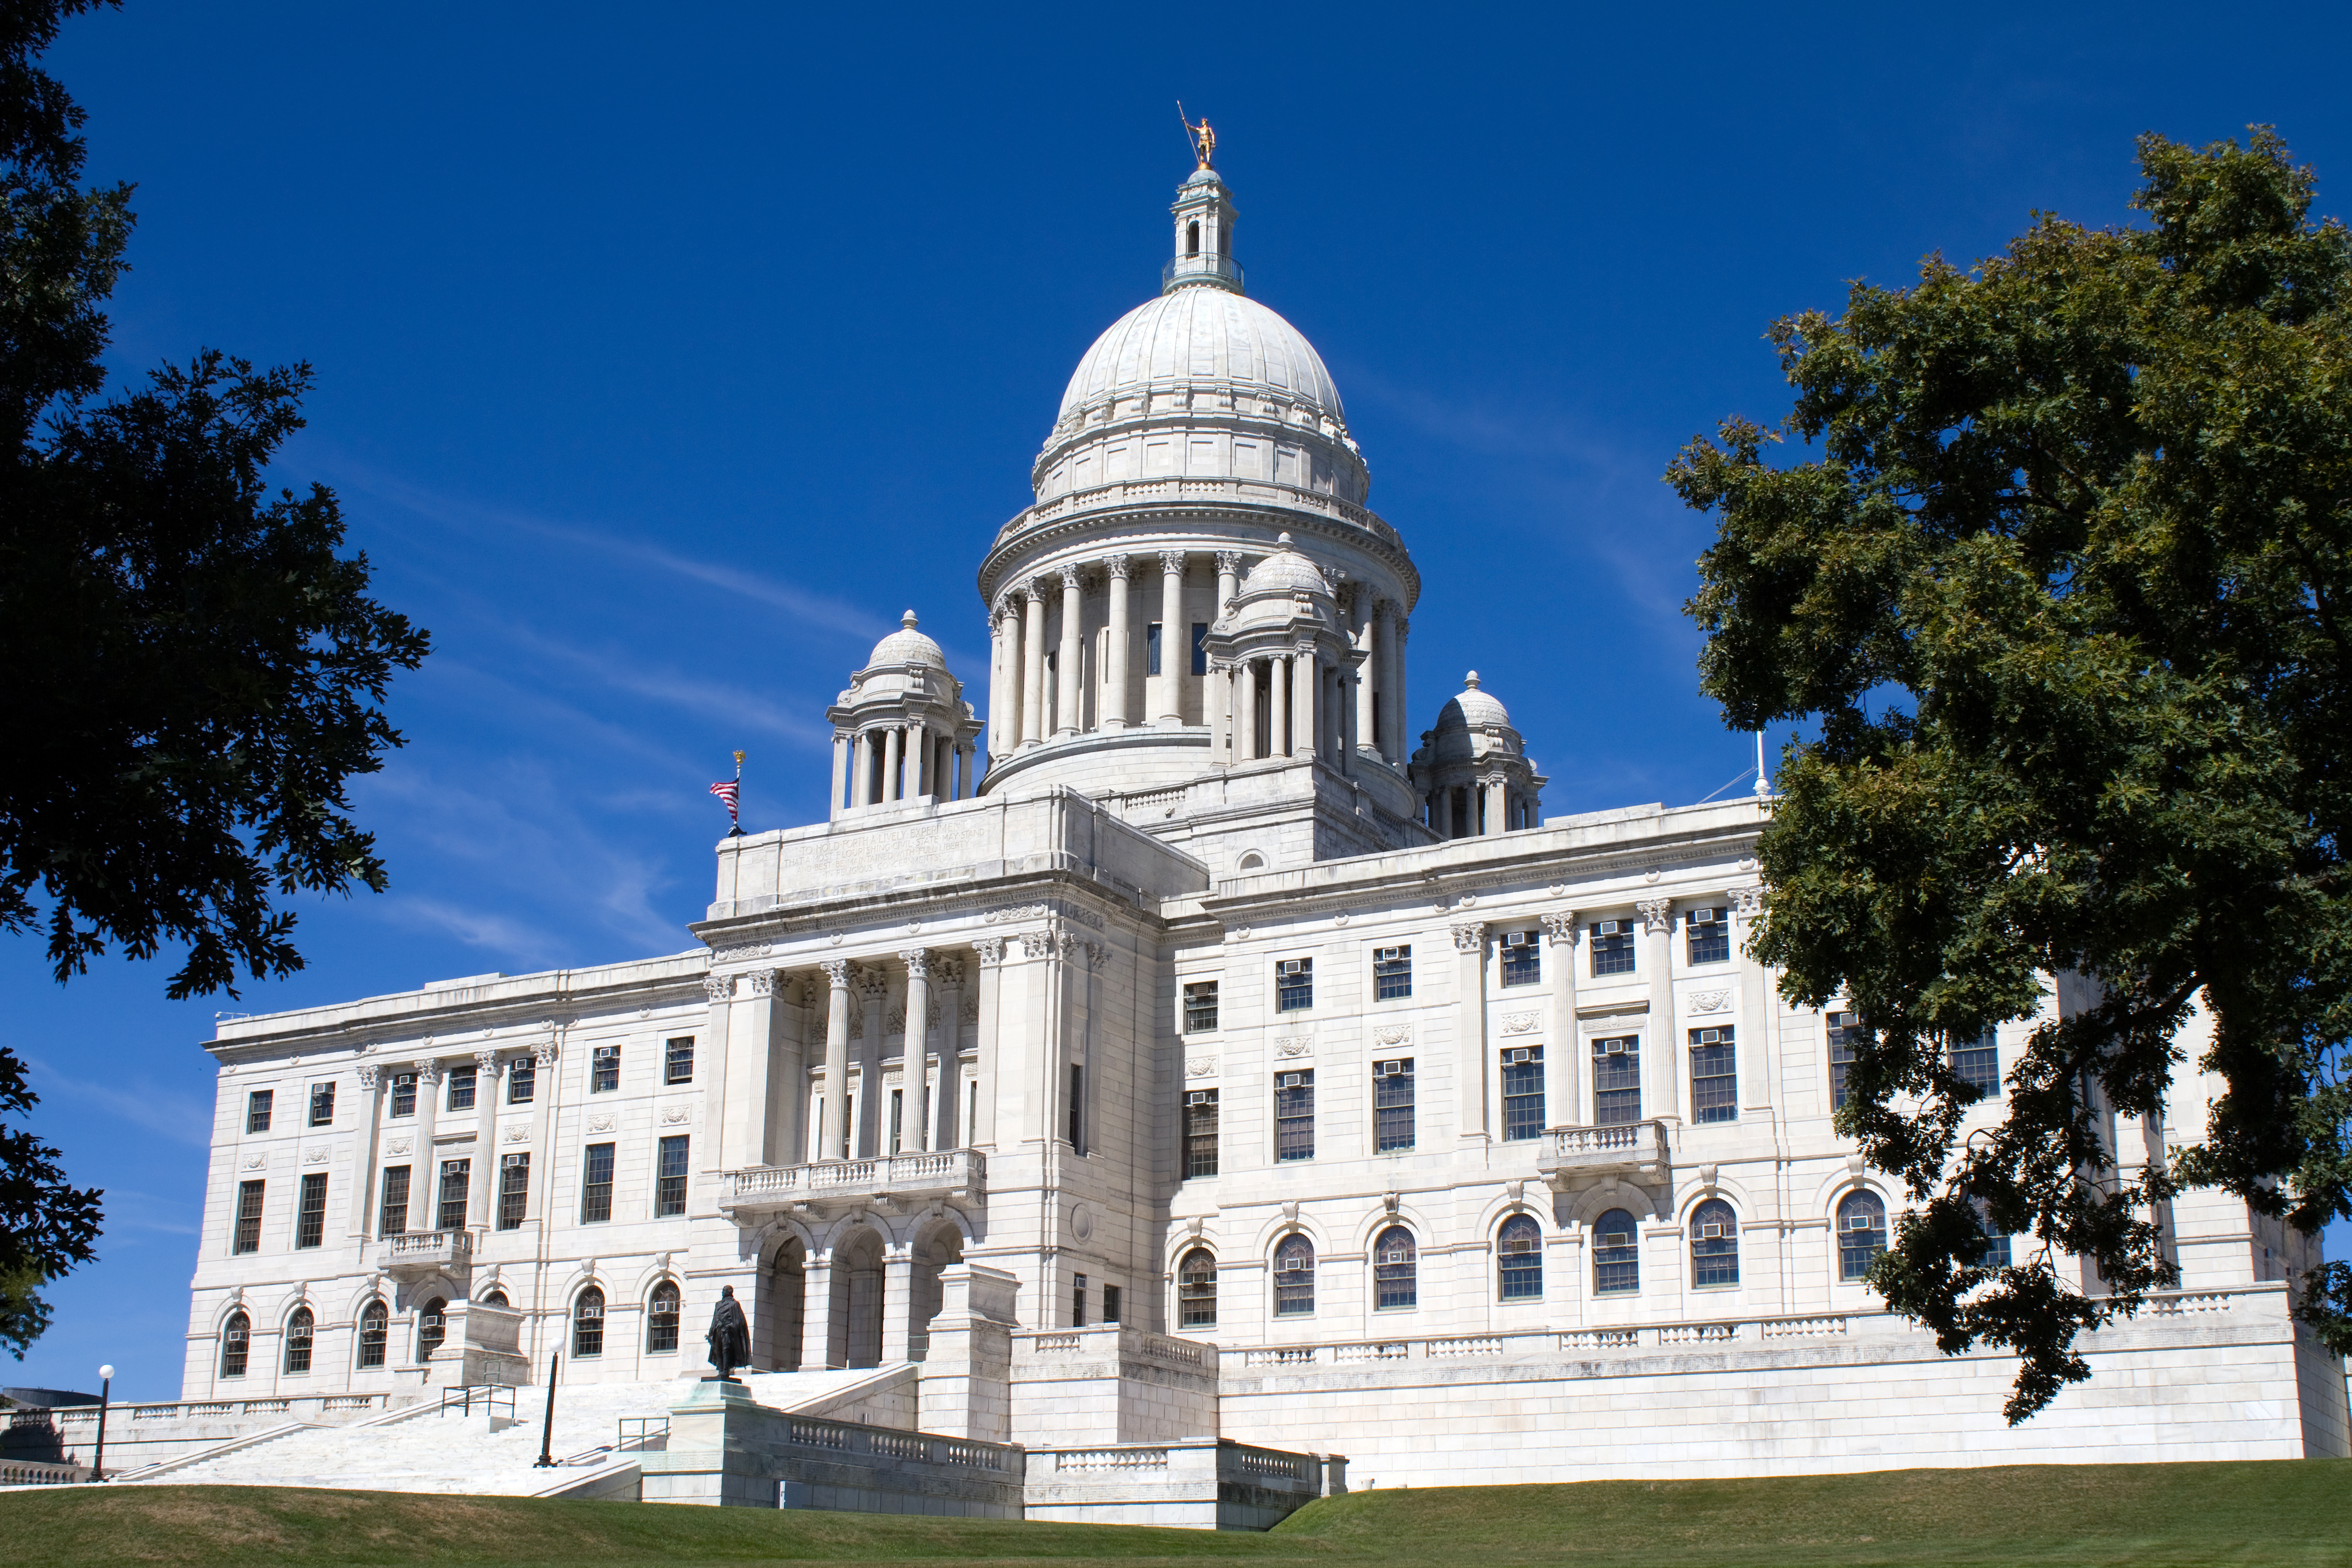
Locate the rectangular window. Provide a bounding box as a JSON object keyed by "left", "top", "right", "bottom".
{"left": 1072, "top": 1273, "right": 1087, "bottom": 1329}
{"left": 1950, "top": 1031, "right": 2000, "bottom": 1099}
{"left": 1183, "top": 980, "right": 1220, "bottom": 1033}
{"left": 1690, "top": 1027, "right": 1737, "bottom": 1124}
{"left": 1827, "top": 1011, "right": 1865, "bottom": 1112}
{"left": 581, "top": 1143, "right": 615, "bottom": 1223}
{"left": 1501, "top": 1046, "right": 1546, "bottom": 1140}
{"left": 1373, "top": 1058, "right": 1415, "bottom": 1152}
{"left": 1373, "top": 945, "right": 1413, "bottom": 1001}
{"left": 445, "top": 1066, "right": 476, "bottom": 1112}
{"left": 1191, "top": 622, "right": 1208, "bottom": 676}
{"left": 656, "top": 1134, "right": 690, "bottom": 1217}
{"left": 1146, "top": 622, "right": 1163, "bottom": 676}
{"left": 1590, "top": 919, "right": 1636, "bottom": 977}
{"left": 378, "top": 1166, "right": 410, "bottom": 1237}
{"left": 665, "top": 1036, "right": 695, "bottom": 1085}
{"left": 508, "top": 1057, "right": 536, "bottom": 1104}
{"left": 1103, "top": 1284, "right": 1121, "bottom": 1324}
{"left": 497, "top": 1153, "right": 530, "bottom": 1230}
{"left": 1592, "top": 1036, "right": 1641, "bottom": 1125}
{"left": 1685, "top": 906, "right": 1731, "bottom": 965}
{"left": 1184, "top": 1089, "right": 1219, "bottom": 1178}
{"left": 390, "top": 1072, "right": 417, "bottom": 1118}
{"left": 233, "top": 1180, "right": 265, "bottom": 1255}
{"left": 246, "top": 1091, "right": 274, "bottom": 1133}
{"left": 1275, "top": 1069, "right": 1315, "bottom": 1162}
{"left": 294, "top": 1172, "right": 329, "bottom": 1250}
{"left": 1067, "top": 1064, "right": 1085, "bottom": 1153}
{"left": 889, "top": 1089, "right": 905, "bottom": 1154}
{"left": 308, "top": 1084, "right": 335, "bottom": 1127}
{"left": 1500, "top": 930, "right": 1541, "bottom": 987}
{"left": 436, "top": 1159, "right": 471, "bottom": 1231}
{"left": 591, "top": 1045, "right": 621, "bottom": 1094}
{"left": 1275, "top": 957, "right": 1314, "bottom": 1013}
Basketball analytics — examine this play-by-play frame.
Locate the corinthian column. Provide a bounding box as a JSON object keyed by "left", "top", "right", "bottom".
{"left": 1355, "top": 598, "right": 1378, "bottom": 757}
{"left": 898, "top": 950, "right": 931, "bottom": 1155}
{"left": 972, "top": 939, "right": 1005, "bottom": 1147}
{"left": 819, "top": 961, "right": 852, "bottom": 1160}
{"left": 1103, "top": 555, "right": 1132, "bottom": 729}
{"left": 1293, "top": 649, "right": 1318, "bottom": 760}
{"left": 1020, "top": 580, "right": 1047, "bottom": 747}
{"left": 1268, "top": 651, "right": 1290, "bottom": 759}
{"left": 1451, "top": 925, "right": 1488, "bottom": 1141}
{"left": 934, "top": 958, "right": 966, "bottom": 1149}
{"left": 1055, "top": 565, "right": 1083, "bottom": 736}
{"left": 1158, "top": 551, "right": 1187, "bottom": 727}
{"left": 988, "top": 604, "right": 1012, "bottom": 757}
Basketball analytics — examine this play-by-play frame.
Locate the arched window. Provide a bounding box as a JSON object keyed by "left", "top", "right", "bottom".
{"left": 1838, "top": 1190, "right": 1888, "bottom": 1281}
{"left": 417, "top": 1296, "right": 447, "bottom": 1361}
{"left": 1497, "top": 1214, "right": 1543, "bottom": 1301}
{"left": 573, "top": 1285, "right": 606, "bottom": 1358}
{"left": 1177, "top": 1248, "right": 1218, "bottom": 1329}
{"left": 647, "top": 1281, "right": 681, "bottom": 1354}
{"left": 477, "top": 1288, "right": 509, "bottom": 1309}
{"left": 1372, "top": 1225, "right": 1417, "bottom": 1311}
{"left": 1272, "top": 1234, "right": 1315, "bottom": 1317}
{"left": 1187, "top": 219, "right": 1200, "bottom": 256}
{"left": 219, "top": 1311, "right": 250, "bottom": 1378}
{"left": 1592, "top": 1208, "right": 1639, "bottom": 1295}
{"left": 357, "top": 1299, "right": 388, "bottom": 1369}
{"left": 1690, "top": 1199, "right": 1740, "bottom": 1287}
{"left": 283, "top": 1307, "right": 315, "bottom": 1374}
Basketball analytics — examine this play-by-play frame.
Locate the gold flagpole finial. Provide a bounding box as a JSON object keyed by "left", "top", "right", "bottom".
{"left": 1177, "top": 101, "right": 1215, "bottom": 170}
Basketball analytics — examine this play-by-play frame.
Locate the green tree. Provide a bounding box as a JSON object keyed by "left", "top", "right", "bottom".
{"left": 0, "top": 1, "right": 428, "bottom": 1349}
{"left": 1670, "top": 128, "right": 2352, "bottom": 1421}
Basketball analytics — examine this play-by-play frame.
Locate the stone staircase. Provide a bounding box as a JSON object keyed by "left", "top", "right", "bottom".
{"left": 124, "top": 1366, "right": 914, "bottom": 1498}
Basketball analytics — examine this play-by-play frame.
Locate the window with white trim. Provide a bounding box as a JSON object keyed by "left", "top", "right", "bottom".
{"left": 1275, "top": 956, "right": 1314, "bottom": 1012}
{"left": 1590, "top": 919, "right": 1636, "bottom": 977}
{"left": 1838, "top": 1190, "right": 1888, "bottom": 1280}
{"left": 1273, "top": 1234, "right": 1315, "bottom": 1316}
{"left": 1500, "top": 929, "right": 1540, "bottom": 986}
{"left": 1373, "top": 1058, "right": 1415, "bottom": 1152}
{"left": 1592, "top": 1208, "right": 1639, "bottom": 1295}
{"left": 1501, "top": 1045, "right": 1545, "bottom": 1140}
{"left": 1592, "top": 1036, "right": 1640, "bottom": 1126}
{"left": 1497, "top": 1214, "right": 1543, "bottom": 1301}
{"left": 1690, "top": 1198, "right": 1739, "bottom": 1286}
{"left": 1689, "top": 1026, "right": 1736, "bottom": 1124}
{"left": 1373, "top": 1225, "right": 1417, "bottom": 1310}
{"left": 1685, "top": 906, "right": 1731, "bottom": 965}
{"left": 1275, "top": 1070, "right": 1314, "bottom": 1161}
{"left": 1372, "top": 945, "right": 1413, "bottom": 1001}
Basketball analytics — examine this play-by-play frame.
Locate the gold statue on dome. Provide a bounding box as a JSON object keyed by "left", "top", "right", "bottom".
{"left": 1177, "top": 102, "right": 1216, "bottom": 170}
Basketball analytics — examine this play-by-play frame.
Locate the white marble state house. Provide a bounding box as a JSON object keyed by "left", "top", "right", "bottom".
{"left": 182, "top": 153, "right": 2349, "bottom": 1492}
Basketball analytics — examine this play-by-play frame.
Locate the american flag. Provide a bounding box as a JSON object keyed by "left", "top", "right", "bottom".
{"left": 708, "top": 779, "right": 740, "bottom": 825}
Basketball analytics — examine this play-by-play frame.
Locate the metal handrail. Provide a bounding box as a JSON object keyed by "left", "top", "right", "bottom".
{"left": 435, "top": 1384, "right": 515, "bottom": 1422}
{"left": 617, "top": 1416, "right": 669, "bottom": 1453}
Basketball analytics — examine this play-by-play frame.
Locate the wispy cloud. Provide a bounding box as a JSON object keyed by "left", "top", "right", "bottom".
{"left": 500, "top": 625, "right": 836, "bottom": 751}
{"left": 374, "top": 895, "right": 569, "bottom": 968}
{"left": 23, "top": 1056, "right": 213, "bottom": 1150}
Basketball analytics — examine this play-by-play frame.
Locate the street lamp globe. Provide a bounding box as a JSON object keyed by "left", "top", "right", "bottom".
{"left": 99, "top": 1365, "right": 115, "bottom": 1380}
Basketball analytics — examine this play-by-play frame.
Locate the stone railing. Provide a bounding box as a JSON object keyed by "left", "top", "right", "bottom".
{"left": 374, "top": 1229, "right": 473, "bottom": 1275}
{"left": 1017, "top": 1325, "right": 1215, "bottom": 1372}
{"left": 1539, "top": 1120, "right": 1671, "bottom": 1183}
{"left": 719, "top": 1150, "right": 984, "bottom": 1214}
{"left": 1, "top": 1458, "right": 89, "bottom": 1485}
{"left": 51, "top": 1392, "right": 396, "bottom": 1428}
{"left": 778, "top": 1412, "right": 1018, "bottom": 1472}
{"left": 1235, "top": 1311, "right": 1888, "bottom": 1369}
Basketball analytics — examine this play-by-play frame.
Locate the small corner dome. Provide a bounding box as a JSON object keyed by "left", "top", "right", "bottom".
{"left": 1238, "top": 533, "right": 1332, "bottom": 600}
{"left": 1435, "top": 671, "right": 1512, "bottom": 731}
{"left": 864, "top": 610, "right": 946, "bottom": 671}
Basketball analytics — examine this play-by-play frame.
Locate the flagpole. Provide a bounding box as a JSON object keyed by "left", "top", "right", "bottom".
{"left": 729, "top": 750, "right": 745, "bottom": 838}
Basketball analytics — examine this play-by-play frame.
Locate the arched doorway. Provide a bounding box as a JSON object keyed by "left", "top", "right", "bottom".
{"left": 908, "top": 1222, "right": 964, "bottom": 1361}
{"left": 768, "top": 1236, "right": 806, "bottom": 1371}
{"left": 830, "top": 1228, "right": 885, "bottom": 1368}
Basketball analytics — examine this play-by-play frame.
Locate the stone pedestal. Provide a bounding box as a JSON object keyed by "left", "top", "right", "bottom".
{"left": 639, "top": 1378, "right": 769, "bottom": 1507}
{"left": 918, "top": 1264, "right": 1018, "bottom": 1442}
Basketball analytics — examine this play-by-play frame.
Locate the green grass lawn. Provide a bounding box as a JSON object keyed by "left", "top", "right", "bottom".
{"left": 3, "top": 1461, "right": 2348, "bottom": 1567}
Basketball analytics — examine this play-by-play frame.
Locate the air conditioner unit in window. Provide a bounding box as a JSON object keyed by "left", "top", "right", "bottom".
{"left": 1280, "top": 960, "right": 1305, "bottom": 975}
{"left": 1604, "top": 1038, "right": 1627, "bottom": 1054}
{"left": 1507, "top": 1048, "right": 1531, "bottom": 1063}
{"left": 1598, "top": 920, "right": 1623, "bottom": 936}
{"left": 1375, "top": 1060, "right": 1403, "bottom": 1077}
{"left": 1503, "top": 931, "right": 1526, "bottom": 947}
{"left": 1600, "top": 1232, "right": 1629, "bottom": 1247}
{"left": 1279, "top": 1073, "right": 1303, "bottom": 1088}
{"left": 1701, "top": 1223, "right": 1723, "bottom": 1239}
{"left": 1692, "top": 908, "right": 1718, "bottom": 924}
{"left": 1186, "top": 1090, "right": 1213, "bottom": 1105}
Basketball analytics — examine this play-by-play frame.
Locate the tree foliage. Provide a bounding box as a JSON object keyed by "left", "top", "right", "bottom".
{"left": 0, "top": 0, "right": 430, "bottom": 999}
{"left": 1670, "top": 128, "right": 2352, "bottom": 1421}
{"left": 0, "top": 1053, "right": 101, "bottom": 1360}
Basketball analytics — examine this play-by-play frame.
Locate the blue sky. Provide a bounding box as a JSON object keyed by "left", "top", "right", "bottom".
{"left": 8, "top": 2, "right": 2350, "bottom": 1397}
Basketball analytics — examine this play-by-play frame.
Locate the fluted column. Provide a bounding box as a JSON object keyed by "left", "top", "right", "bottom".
{"left": 1269, "top": 650, "right": 1289, "bottom": 758}
{"left": 1293, "top": 650, "right": 1317, "bottom": 760}
{"left": 1237, "top": 656, "right": 1260, "bottom": 761}
{"left": 408, "top": 1061, "right": 441, "bottom": 1231}
{"left": 1104, "top": 554, "right": 1132, "bottom": 729}
{"left": 987, "top": 605, "right": 1011, "bottom": 758}
{"left": 1157, "top": 551, "right": 1186, "bottom": 727}
{"left": 819, "top": 961, "right": 852, "bottom": 1160}
{"left": 347, "top": 1065, "right": 386, "bottom": 1239}
{"left": 1542, "top": 913, "right": 1580, "bottom": 1128}
{"left": 972, "top": 939, "right": 1005, "bottom": 1147}
{"left": 856, "top": 967, "right": 889, "bottom": 1156}
{"left": 1020, "top": 581, "right": 1047, "bottom": 747}
{"left": 1638, "top": 899, "right": 1678, "bottom": 1123}
{"left": 1055, "top": 565, "right": 1083, "bottom": 736}
{"left": 1380, "top": 604, "right": 1405, "bottom": 764}
{"left": 1355, "top": 600, "right": 1378, "bottom": 756}
{"left": 829, "top": 732, "right": 849, "bottom": 820}
{"left": 1210, "top": 659, "right": 1233, "bottom": 766}
{"left": 883, "top": 725, "right": 904, "bottom": 804}
{"left": 468, "top": 1050, "right": 499, "bottom": 1228}
{"left": 1215, "top": 551, "right": 1241, "bottom": 618}
{"left": 898, "top": 950, "right": 932, "bottom": 1155}
{"left": 1451, "top": 925, "right": 1488, "bottom": 1141}
{"left": 1340, "top": 662, "right": 1359, "bottom": 768}
{"left": 934, "top": 958, "right": 966, "bottom": 1148}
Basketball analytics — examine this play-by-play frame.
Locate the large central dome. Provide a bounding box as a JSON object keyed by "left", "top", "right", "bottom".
{"left": 1048, "top": 287, "right": 1351, "bottom": 451}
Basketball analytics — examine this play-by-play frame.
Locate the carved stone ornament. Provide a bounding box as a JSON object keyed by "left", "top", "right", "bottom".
{"left": 414, "top": 1060, "right": 443, "bottom": 1086}
{"left": 661, "top": 1105, "right": 690, "bottom": 1125}
{"left": 820, "top": 958, "right": 853, "bottom": 987}
{"left": 387, "top": 1138, "right": 411, "bottom": 1156}
{"left": 1500, "top": 1011, "right": 1541, "bottom": 1035}
{"left": 935, "top": 957, "right": 965, "bottom": 987}
{"left": 1450, "top": 922, "right": 1487, "bottom": 953}
{"left": 1383, "top": 1190, "right": 1401, "bottom": 1214}
{"left": 304, "top": 1146, "right": 331, "bottom": 1165}
{"left": 748, "top": 969, "right": 779, "bottom": 998}
{"left": 1274, "top": 1037, "right": 1313, "bottom": 1058}
{"left": 1637, "top": 898, "right": 1674, "bottom": 935}
{"left": 972, "top": 937, "right": 1007, "bottom": 967}
{"left": 1372, "top": 1024, "right": 1411, "bottom": 1046}
{"left": 710, "top": 943, "right": 772, "bottom": 964}
{"left": 242, "top": 1153, "right": 266, "bottom": 1170}
{"left": 1281, "top": 1200, "right": 1300, "bottom": 1222}
{"left": 1215, "top": 550, "right": 1243, "bottom": 576}
{"left": 1186, "top": 1057, "right": 1216, "bottom": 1078}
{"left": 534, "top": 1040, "right": 561, "bottom": 1066}
{"left": 355, "top": 1065, "right": 380, "bottom": 1090}
{"left": 476, "top": 1050, "right": 500, "bottom": 1075}
{"left": 1456, "top": 892, "right": 1479, "bottom": 909}
{"left": 961, "top": 998, "right": 980, "bottom": 1024}
{"left": 1105, "top": 552, "right": 1132, "bottom": 581}
{"left": 1085, "top": 941, "right": 1110, "bottom": 971}
{"left": 1185, "top": 1215, "right": 1206, "bottom": 1238}
{"left": 1539, "top": 911, "right": 1580, "bottom": 946}
{"left": 984, "top": 902, "right": 1050, "bottom": 924}
{"left": 704, "top": 975, "right": 735, "bottom": 1003}
{"left": 1332, "top": 911, "right": 1351, "bottom": 927}
{"left": 855, "top": 967, "right": 890, "bottom": 999}
{"left": 900, "top": 947, "right": 931, "bottom": 978}
{"left": 1690, "top": 989, "right": 1733, "bottom": 1014}
{"left": 587, "top": 1113, "right": 618, "bottom": 1134}
{"left": 502, "top": 1121, "right": 531, "bottom": 1143}
{"left": 886, "top": 1007, "right": 907, "bottom": 1034}
{"left": 1731, "top": 885, "right": 1765, "bottom": 919}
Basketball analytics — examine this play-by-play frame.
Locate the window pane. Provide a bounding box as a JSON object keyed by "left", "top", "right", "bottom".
{"left": 1690, "top": 1029, "right": 1737, "bottom": 1124}
{"left": 284, "top": 1309, "right": 314, "bottom": 1374}
{"left": 656, "top": 1135, "right": 689, "bottom": 1217}
{"left": 573, "top": 1288, "right": 605, "bottom": 1358}
{"left": 507, "top": 1058, "right": 537, "bottom": 1103}
{"left": 378, "top": 1167, "right": 410, "bottom": 1237}
{"left": 1184, "top": 1090, "right": 1219, "bottom": 1178}
{"left": 233, "top": 1181, "right": 265, "bottom": 1255}
{"left": 1273, "top": 1235, "right": 1315, "bottom": 1316}
{"left": 1590, "top": 922, "right": 1636, "bottom": 976}
{"left": 497, "top": 1153, "right": 530, "bottom": 1231}
{"left": 647, "top": 1283, "right": 680, "bottom": 1354}
{"left": 417, "top": 1297, "right": 448, "bottom": 1361}
{"left": 1498, "top": 1215, "right": 1544, "bottom": 1301}
{"left": 1690, "top": 1198, "right": 1740, "bottom": 1286}
{"left": 358, "top": 1302, "right": 388, "bottom": 1368}
{"left": 1950, "top": 1033, "right": 1999, "bottom": 1099}
{"left": 309, "top": 1084, "right": 336, "bottom": 1127}
{"left": 1373, "top": 1059, "right": 1415, "bottom": 1152}
{"left": 592, "top": 1045, "right": 620, "bottom": 1093}
{"left": 436, "top": 1159, "right": 471, "bottom": 1231}
{"left": 1592, "top": 1208, "right": 1639, "bottom": 1295}
{"left": 1501, "top": 1047, "right": 1545, "bottom": 1140}
{"left": 1191, "top": 622, "right": 1208, "bottom": 676}
{"left": 1373, "top": 945, "right": 1413, "bottom": 1001}
{"left": 220, "top": 1312, "right": 249, "bottom": 1378}
{"left": 295, "top": 1172, "right": 329, "bottom": 1250}
{"left": 1275, "top": 958, "right": 1314, "bottom": 1012}
{"left": 1685, "top": 907, "right": 1731, "bottom": 965}
{"left": 246, "top": 1091, "right": 273, "bottom": 1133}
{"left": 1591, "top": 1038, "right": 1641, "bottom": 1126}
{"left": 1274, "top": 1071, "right": 1314, "bottom": 1161}
{"left": 1827, "top": 1011, "right": 1864, "bottom": 1112}
{"left": 1500, "top": 934, "right": 1540, "bottom": 986}
{"left": 1178, "top": 1249, "right": 1218, "bottom": 1328}
{"left": 581, "top": 1143, "right": 615, "bottom": 1224}
{"left": 1838, "top": 1191, "right": 1887, "bottom": 1280}
{"left": 1146, "top": 621, "right": 1163, "bottom": 676}
{"left": 1103, "top": 1285, "right": 1121, "bottom": 1324}
{"left": 1373, "top": 1225, "right": 1417, "bottom": 1310}
{"left": 390, "top": 1073, "right": 416, "bottom": 1118}
{"left": 665, "top": 1037, "right": 695, "bottom": 1085}
{"left": 445, "top": 1066, "right": 476, "bottom": 1112}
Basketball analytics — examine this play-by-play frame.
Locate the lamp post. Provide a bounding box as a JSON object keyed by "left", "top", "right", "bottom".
{"left": 91, "top": 1365, "right": 114, "bottom": 1482}
{"left": 532, "top": 1351, "right": 559, "bottom": 1468}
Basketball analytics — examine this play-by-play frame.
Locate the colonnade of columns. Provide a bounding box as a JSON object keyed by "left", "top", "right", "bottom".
{"left": 984, "top": 546, "right": 1411, "bottom": 767}
{"left": 831, "top": 722, "right": 978, "bottom": 815}
{"left": 1212, "top": 644, "right": 1362, "bottom": 765}
{"left": 1424, "top": 777, "right": 1539, "bottom": 838}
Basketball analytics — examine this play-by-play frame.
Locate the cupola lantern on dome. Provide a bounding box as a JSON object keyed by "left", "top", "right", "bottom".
{"left": 1410, "top": 671, "right": 1547, "bottom": 839}
{"left": 825, "top": 609, "right": 981, "bottom": 820}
